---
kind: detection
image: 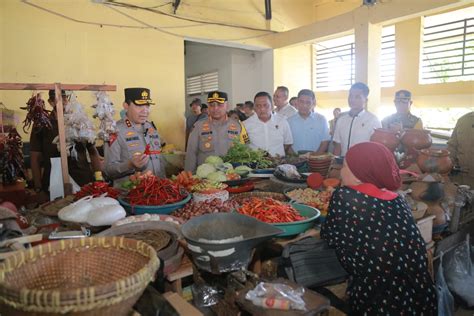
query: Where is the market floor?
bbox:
[455,308,474,315]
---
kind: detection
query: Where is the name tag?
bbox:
[126,136,140,142]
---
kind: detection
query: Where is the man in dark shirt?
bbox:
[185,98,208,149]
[30,90,101,198]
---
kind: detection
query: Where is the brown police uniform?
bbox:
[382,113,423,130]
[448,111,474,183]
[184,118,248,172]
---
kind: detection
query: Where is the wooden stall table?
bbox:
[0,181,27,208]
[165,254,193,295]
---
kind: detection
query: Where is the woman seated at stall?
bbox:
[321,142,436,315]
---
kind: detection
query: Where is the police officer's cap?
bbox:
[125,87,155,105]
[207,91,228,104]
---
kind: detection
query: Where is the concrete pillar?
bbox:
[395,17,423,89]
[354,7,382,111]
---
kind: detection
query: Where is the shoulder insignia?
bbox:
[229,123,237,131]
[108,133,118,145]
[125,119,132,128]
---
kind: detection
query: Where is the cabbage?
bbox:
[205,155,224,166]
[216,162,234,172]
[235,165,252,172]
[207,171,227,182]
[196,163,216,178]
[222,162,234,170]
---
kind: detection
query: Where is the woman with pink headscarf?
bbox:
[321,142,436,315]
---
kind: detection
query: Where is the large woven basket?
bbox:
[0,237,159,316]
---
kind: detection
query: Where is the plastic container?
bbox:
[411,201,428,220]
[416,214,436,243]
[272,203,320,237]
[118,194,191,215]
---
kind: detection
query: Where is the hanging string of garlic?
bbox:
[92,91,116,141]
[54,92,96,160]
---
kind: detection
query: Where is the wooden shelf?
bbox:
[0,82,116,196]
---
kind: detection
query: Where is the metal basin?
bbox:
[181,213,282,273]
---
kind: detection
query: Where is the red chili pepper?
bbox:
[144,144,161,155]
[237,197,305,223]
[126,175,187,206]
[74,182,120,200]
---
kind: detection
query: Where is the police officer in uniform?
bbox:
[104,88,165,187]
[185,91,249,172]
[382,90,423,131]
[448,111,474,187]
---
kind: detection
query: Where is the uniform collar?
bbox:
[125,117,150,130]
[208,115,228,125]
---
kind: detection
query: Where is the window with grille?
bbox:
[420,7,474,84]
[313,26,395,91]
[381,25,395,87]
[313,34,355,91]
[186,71,219,95]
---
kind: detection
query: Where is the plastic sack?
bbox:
[444,234,474,307]
[245,282,306,311]
[437,253,454,316]
[191,283,221,307]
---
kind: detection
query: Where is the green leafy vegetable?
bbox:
[223,139,273,168]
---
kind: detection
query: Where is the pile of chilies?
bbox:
[74,182,120,200]
[237,197,305,223]
[126,176,187,206]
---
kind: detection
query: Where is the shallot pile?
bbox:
[171,198,239,221]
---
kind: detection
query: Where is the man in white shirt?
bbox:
[332,82,381,157]
[273,86,297,118]
[244,91,294,157]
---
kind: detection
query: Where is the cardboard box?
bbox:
[163,292,203,316]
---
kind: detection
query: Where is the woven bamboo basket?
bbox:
[0,237,159,316]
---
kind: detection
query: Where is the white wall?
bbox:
[184,41,273,115]
[231,49,274,104]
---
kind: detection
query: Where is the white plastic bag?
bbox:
[444,234,474,307]
[245,282,306,311]
[49,157,80,200]
[437,252,454,316]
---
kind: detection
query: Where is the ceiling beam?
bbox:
[247,0,471,49]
